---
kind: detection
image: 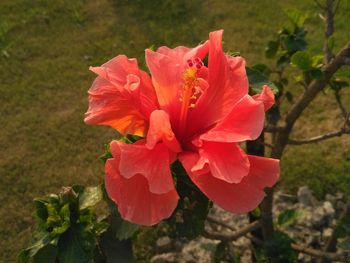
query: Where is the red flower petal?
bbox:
[146,110,181,153]
[187,30,249,135]
[145,43,209,122]
[192,142,250,184]
[85,55,158,136]
[200,95,265,143]
[105,158,178,226]
[179,152,279,213]
[252,85,275,111]
[111,140,175,194]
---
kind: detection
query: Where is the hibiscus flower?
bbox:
[85,30,279,226]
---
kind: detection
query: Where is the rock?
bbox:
[323,201,335,218]
[156,236,172,253]
[151,253,177,263]
[297,186,316,206]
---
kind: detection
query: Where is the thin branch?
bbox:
[288,126,350,145]
[334,89,349,121]
[207,218,349,261]
[202,220,262,242]
[264,124,285,133]
[206,215,236,232]
[323,0,335,63]
[291,243,348,261]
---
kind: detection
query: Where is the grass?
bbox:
[0,0,349,261]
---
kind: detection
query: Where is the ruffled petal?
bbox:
[192,142,250,184]
[252,85,275,111]
[146,110,181,152]
[187,30,249,135]
[85,55,158,136]
[105,158,178,226]
[199,95,265,143]
[179,152,279,213]
[110,140,175,194]
[145,43,209,120]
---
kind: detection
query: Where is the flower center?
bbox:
[178,57,203,135]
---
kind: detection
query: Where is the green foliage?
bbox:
[291,51,313,70]
[213,241,240,263]
[166,161,211,239]
[283,8,308,28]
[246,66,278,94]
[20,186,104,262]
[277,209,301,226]
[257,231,298,263]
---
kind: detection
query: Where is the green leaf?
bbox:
[309,69,324,80]
[214,241,228,263]
[251,207,261,218]
[281,35,307,54]
[278,209,301,226]
[33,244,58,263]
[284,8,307,28]
[246,67,278,94]
[265,40,279,58]
[263,231,298,263]
[99,228,136,263]
[167,161,211,239]
[312,54,324,68]
[99,144,112,163]
[291,51,312,71]
[51,203,71,235]
[79,185,103,210]
[19,232,58,263]
[58,225,96,263]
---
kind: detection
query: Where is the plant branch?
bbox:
[323,0,335,62]
[205,217,348,261]
[291,243,348,261]
[202,220,262,242]
[272,41,350,158]
[318,204,350,263]
[287,124,350,145]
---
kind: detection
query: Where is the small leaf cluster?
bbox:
[19,185,107,263]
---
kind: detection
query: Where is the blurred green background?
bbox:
[0,0,349,261]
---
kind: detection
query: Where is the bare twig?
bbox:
[206,215,236,232]
[291,243,348,262]
[335,89,349,121]
[202,220,262,242]
[288,125,350,145]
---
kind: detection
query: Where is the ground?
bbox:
[0,0,349,261]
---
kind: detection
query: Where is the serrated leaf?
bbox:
[278,209,300,226]
[291,51,312,70]
[246,67,279,94]
[33,244,57,263]
[79,185,103,210]
[265,40,279,58]
[51,204,71,235]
